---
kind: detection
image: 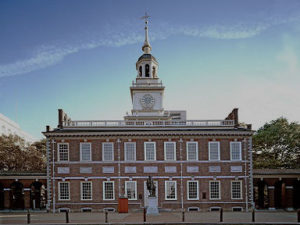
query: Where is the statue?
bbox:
[146,176,156,197]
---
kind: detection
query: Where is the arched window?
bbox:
[152,66,156,77]
[145,64,150,77]
[139,66,142,77]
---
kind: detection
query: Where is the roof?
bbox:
[253,169,300,175]
[137,54,158,63]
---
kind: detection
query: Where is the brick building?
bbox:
[43,18,254,212]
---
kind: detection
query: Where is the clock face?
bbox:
[140,94,155,109]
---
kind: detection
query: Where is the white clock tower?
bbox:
[125,14,167,121]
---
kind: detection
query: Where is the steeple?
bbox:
[141,13,152,54]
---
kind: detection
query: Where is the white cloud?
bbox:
[1,13,299,78]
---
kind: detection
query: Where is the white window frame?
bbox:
[80,143,92,161]
[57,143,69,161]
[125,181,137,200]
[187,180,199,200]
[102,142,114,161]
[124,142,136,161]
[58,181,70,201]
[186,141,198,161]
[231,180,243,200]
[80,181,92,200]
[144,142,156,161]
[165,180,177,200]
[103,181,115,200]
[164,142,176,161]
[208,141,220,161]
[230,142,242,161]
[209,180,221,200]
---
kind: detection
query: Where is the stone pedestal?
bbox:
[146,197,159,215]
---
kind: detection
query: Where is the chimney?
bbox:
[58,109,63,128]
[225,108,239,127]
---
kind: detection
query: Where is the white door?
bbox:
[144,181,158,207]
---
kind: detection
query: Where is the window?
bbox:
[139,66,142,77]
[164,142,176,161]
[103,181,114,200]
[80,143,91,161]
[165,181,177,200]
[58,182,70,200]
[102,143,114,161]
[144,142,156,161]
[231,181,242,199]
[209,181,220,200]
[187,181,199,200]
[125,181,137,200]
[209,142,220,161]
[145,64,150,77]
[124,142,136,161]
[81,182,92,200]
[58,143,69,161]
[187,142,198,161]
[230,142,242,161]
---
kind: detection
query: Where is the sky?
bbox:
[0,0,300,140]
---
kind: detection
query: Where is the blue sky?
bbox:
[0,0,300,139]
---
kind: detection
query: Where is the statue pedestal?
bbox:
[146,197,159,215]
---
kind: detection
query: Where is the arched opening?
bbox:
[293,180,300,209]
[152,66,156,77]
[0,183,4,209]
[255,180,268,209]
[139,66,142,77]
[30,181,44,209]
[274,180,283,208]
[10,181,24,209]
[145,64,150,77]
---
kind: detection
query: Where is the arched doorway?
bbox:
[274,180,283,209]
[30,181,42,209]
[293,180,300,209]
[10,181,24,209]
[0,183,4,209]
[256,180,268,209]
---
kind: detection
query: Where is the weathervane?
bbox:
[141,12,150,25]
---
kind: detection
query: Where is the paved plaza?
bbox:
[0,211,299,224]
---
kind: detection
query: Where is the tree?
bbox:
[0,135,46,172]
[253,117,300,169]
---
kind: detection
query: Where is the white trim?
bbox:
[209,180,221,200]
[80,181,93,201]
[80,142,92,161]
[164,141,176,161]
[125,180,137,200]
[102,142,114,161]
[187,180,199,200]
[103,181,115,200]
[57,143,69,162]
[231,180,242,200]
[165,180,177,200]
[144,142,156,161]
[208,141,220,161]
[124,142,136,161]
[230,142,242,161]
[186,141,198,161]
[58,181,70,201]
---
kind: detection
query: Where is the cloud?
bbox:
[1,13,299,78]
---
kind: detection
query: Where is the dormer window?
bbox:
[139,66,142,77]
[145,64,150,77]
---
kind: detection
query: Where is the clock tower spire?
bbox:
[125,14,166,120]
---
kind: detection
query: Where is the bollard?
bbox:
[252,209,255,222]
[143,207,146,222]
[219,208,223,222]
[182,210,185,222]
[298,209,300,223]
[105,210,108,223]
[27,209,30,224]
[65,210,69,223]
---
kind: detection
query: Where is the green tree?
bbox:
[253,117,300,169]
[0,135,46,172]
